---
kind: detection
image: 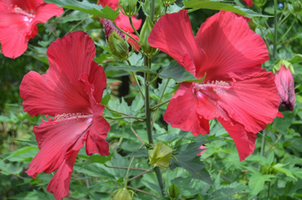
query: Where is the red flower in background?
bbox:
[20,31,110,200]
[98,0,141,51]
[243,0,253,7]
[275,64,295,111]
[149,10,280,161]
[0,0,63,59]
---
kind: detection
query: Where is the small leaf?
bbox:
[82,154,113,168]
[159,61,204,83]
[249,172,275,196]
[44,0,119,20]
[4,146,39,160]
[105,65,156,74]
[126,148,149,158]
[130,95,144,115]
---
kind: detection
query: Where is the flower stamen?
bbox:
[194,78,236,94]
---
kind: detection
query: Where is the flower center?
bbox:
[12,6,34,23]
[42,113,93,124]
[194,78,236,94]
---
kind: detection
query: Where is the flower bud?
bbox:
[119,0,138,16]
[140,18,156,57]
[168,184,180,199]
[143,0,165,20]
[149,142,174,168]
[292,1,302,13]
[112,188,134,200]
[254,0,267,7]
[163,0,176,6]
[108,31,129,60]
[273,60,295,111]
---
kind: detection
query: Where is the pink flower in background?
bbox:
[149,10,280,161]
[20,31,110,200]
[197,145,206,156]
[275,64,295,111]
[0,0,63,59]
[98,0,141,51]
[243,0,253,7]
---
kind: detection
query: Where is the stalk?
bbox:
[273,0,278,58]
[144,56,165,197]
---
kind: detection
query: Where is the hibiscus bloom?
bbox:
[98,0,141,51]
[274,63,295,111]
[149,10,280,161]
[20,31,110,200]
[243,0,252,7]
[0,0,63,59]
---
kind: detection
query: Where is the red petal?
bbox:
[46,130,87,200]
[164,83,209,136]
[88,62,107,103]
[25,118,90,178]
[98,0,119,9]
[149,10,202,75]
[0,2,25,26]
[32,3,63,24]
[202,70,280,134]
[219,118,256,161]
[79,73,110,156]
[115,13,142,33]
[194,11,268,79]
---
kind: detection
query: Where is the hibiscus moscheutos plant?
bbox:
[0,0,63,59]
[20,31,110,200]
[98,0,142,51]
[148,10,280,161]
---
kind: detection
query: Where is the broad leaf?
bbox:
[105,65,156,74]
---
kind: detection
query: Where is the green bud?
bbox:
[254,0,267,7]
[112,188,135,200]
[119,0,138,16]
[273,59,294,74]
[293,1,302,13]
[108,31,129,60]
[143,0,165,20]
[140,18,156,57]
[168,184,180,199]
[149,142,174,168]
[163,0,176,6]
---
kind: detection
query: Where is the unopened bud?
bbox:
[149,142,174,168]
[293,1,302,13]
[120,0,138,16]
[143,0,165,20]
[108,31,129,60]
[254,0,267,7]
[273,60,295,111]
[112,188,134,200]
[140,18,156,57]
[168,184,180,199]
[103,19,125,41]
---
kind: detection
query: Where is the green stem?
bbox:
[128,186,160,198]
[130,123,145,145]
[126,59,145,100]
[273,0,278,58]
[113,21,140,44]
[278,17,296,44]
[128,167,155,181]
[147,74,159,86]
[105,116,144,120]
[124,157,135,188]
[151,78,170,125]
[144,56,165,197]
[151,98,171,111]
[129,17,140,37]
[104,164,147,171]
[268,181,271,198]
[106,106,144,120]
[150,0,155,22]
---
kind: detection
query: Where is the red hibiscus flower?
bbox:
[274,63,295,111]
[0,0,63,59]
[20,31,110,200]
[243,0,253,7]
[148,10,280,161]
[98,0,141,51]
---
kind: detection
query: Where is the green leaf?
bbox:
[249,172,275,196]
[130,94,144,115]
[82,154,113,168]
[126,148,149,158]
[105,65,156,74]
[184,0,271,18]
[273,163,297,180]
[101,88,111,106]
[159,61,204,83]
[0,115,12,122]
[4,146,39,161]
[44,0,119,20]
[58,10,90,23]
